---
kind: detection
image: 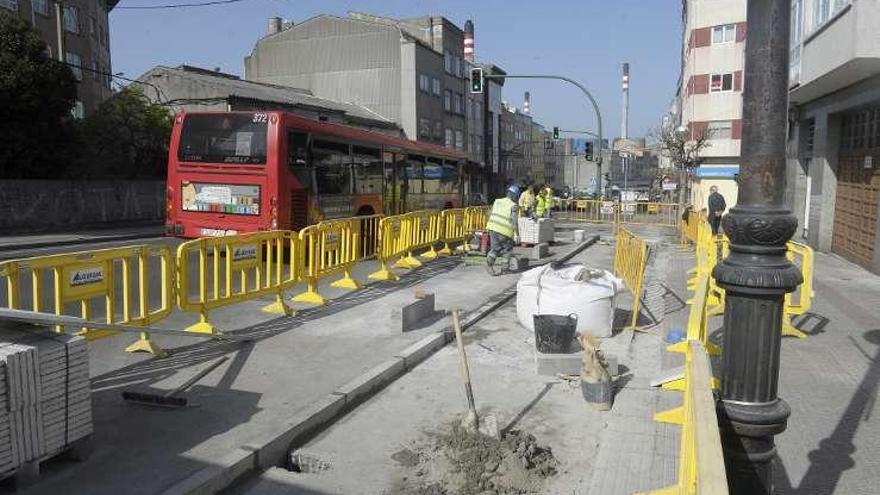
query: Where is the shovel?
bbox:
[450,308,498,438]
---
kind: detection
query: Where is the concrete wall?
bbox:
[0,181,164,233]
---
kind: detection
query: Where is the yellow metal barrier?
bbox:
[369,214,409,281]
[618,202,681,227]
[668,273,722,365]
[638,340,729,495]
[293,217,365,305]
[679,208,702,246]
[0,245,174,356]
[438,208,468,256]
[396,210,442,269]
[177,230,299,332]
[783,241,815,338]
[464,205,490,234]
[355,214,382,261]
[558,199,618,224]
[614,227,648,330]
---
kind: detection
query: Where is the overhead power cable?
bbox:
[116,0,248,10]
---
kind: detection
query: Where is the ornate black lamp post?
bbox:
[711,0,803,493]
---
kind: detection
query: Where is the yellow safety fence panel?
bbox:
[783,241,815,338]
[464,205,490,234]
[637,339,729,495]
[177,230,299,333]
[619,202,681,227]
[369,214,409,281]
[396,210,442,269]
[438,208,468,256]
[557,199,618,224]
[0,245,174,357]
[614,227,649,330]
[679,208,702,246]
[293,216,369,306]
[355,214,383,261]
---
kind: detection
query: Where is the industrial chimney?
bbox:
[464,20,474,62]
[523,91,530,114]
[267,17,282,36]
[621,62,629,140]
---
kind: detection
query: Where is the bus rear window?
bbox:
[178,114,268,164]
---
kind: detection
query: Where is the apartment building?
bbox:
[787,0,880,272]
[2,0,115,117]
[678,0,747,211]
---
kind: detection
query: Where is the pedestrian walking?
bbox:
[485,185,520,276]
[707,185,726,235]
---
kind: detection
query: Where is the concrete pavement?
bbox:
[3,230,598,495]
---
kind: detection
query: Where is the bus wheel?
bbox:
[444,202,453,210]
[356,205,375,216]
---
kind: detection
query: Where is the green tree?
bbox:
[0,10,78,178]
[77,87,172,179]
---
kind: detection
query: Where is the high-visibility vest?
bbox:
[518,189,535,210]
[543,188,554,208]
[535,194,549,217]
[486,197,516,238]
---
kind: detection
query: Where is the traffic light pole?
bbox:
[482,74,603,197]
[711,0,802,492]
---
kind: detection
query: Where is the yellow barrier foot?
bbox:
[633,485,681,495]
[707,305,725,316]
[262,299,295,316]
[292,290,327,306]
[437,245,453,256]
[330,275,361,290]
[654,406,684,425]
[125,334,168,358]
[420,247,439,260]
[75,328,118,341]
[660,376,720,391]
[368,267,400,281]
[184,320,221,335]
[666,341,688,354]
[396,255,422,269]
[782,320,808,339]
[706,342,722,356]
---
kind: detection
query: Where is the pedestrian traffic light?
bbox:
[585,141,594,161]
[470,67,484,93]
[552,127,559,140]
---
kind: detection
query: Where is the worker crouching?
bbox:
[485,185,520,276]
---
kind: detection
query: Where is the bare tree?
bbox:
[651,123,713,205]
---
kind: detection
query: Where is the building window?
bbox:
[433,121,442,141]
[66,52,82,81]
[445,129,454,148]
[418,73,430,93]
[474,101,483,126]
[707,121,733,139]
[0,0,18,12]
[419,118,430,138]
[710,73,734,92]
[711,24,736,44]
[33,0,48,16]
[812,0,849,30]
[453,93,462,114]
[455,130,464,149]
[63,6,79,34]
[92,60,100,81]
[71,101,84,119]
[790,0,803,85]
[89,16,96,36]
[806,119,815,153]
[444,50,453,73]
[432,78,441,96]
[453,55,462,77]
[444,90,452,112]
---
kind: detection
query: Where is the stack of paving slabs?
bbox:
[0,323,91,477]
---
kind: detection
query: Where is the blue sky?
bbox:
[110,0,681,139]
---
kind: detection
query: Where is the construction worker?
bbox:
[535,185,553,218]
[518,183,536,218]
[485,185,520,276]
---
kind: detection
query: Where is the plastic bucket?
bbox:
[533,313,578,353]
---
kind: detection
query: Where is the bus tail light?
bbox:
[270,196,278,229]
[166,187,174,219]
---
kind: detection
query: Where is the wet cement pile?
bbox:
[389,423,558,495]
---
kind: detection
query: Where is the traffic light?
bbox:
[470,67,484,93]
[585,141,594,161]
[552,127,559,140]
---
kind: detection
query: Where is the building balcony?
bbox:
[790,1,880,104]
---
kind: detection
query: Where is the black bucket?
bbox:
[533,314,578,354]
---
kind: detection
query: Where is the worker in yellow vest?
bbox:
[485,185,520,276]
[535,185,553,218]
[518,183,536,218]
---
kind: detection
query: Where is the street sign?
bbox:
[600,201,614,215]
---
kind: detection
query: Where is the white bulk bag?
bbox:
[516,263,624,338]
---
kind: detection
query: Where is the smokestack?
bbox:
[267,17,282,36]
[621,62,629,139]
[523,91,530,114]
[464,19,475,62]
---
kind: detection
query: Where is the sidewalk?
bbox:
[8,235,592,495]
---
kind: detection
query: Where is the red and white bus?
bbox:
[165,111,466,238]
